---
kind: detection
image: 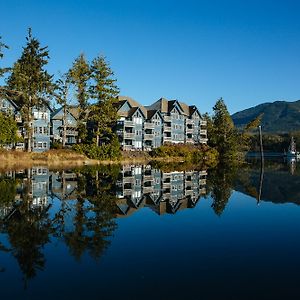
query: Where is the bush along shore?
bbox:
[0,144,219,169]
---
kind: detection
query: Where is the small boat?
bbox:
[284,137,300,158]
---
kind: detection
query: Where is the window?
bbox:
[133,117,142,124]
[43,142,47,148]
[34,127,38,134]
[44,127,48,134]
[39,127,43,134]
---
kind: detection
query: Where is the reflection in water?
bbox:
[0,164,208,286]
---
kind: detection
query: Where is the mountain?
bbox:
[232,100,300,133]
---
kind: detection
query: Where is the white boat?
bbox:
[284,137,300,158]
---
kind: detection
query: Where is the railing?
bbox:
[186,138,194,143]
[15,116,22,123]
[143,175,154,181]
[124,132,135,139]
[144,134,154,140]
[163,136,172,141]
[66,130,78,136]
[163,125,171,131]
[186,128,194,133]
[200,130,207,135]
[200,120,207,126]
[124,120,134,127]
[163,115,171,122]
[123,145,134,151]
[199,138,208,144]
[186,119,193,124]
[144,122,155,129]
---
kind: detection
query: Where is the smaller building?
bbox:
[51,107,79,146]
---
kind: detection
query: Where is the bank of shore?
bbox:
[0,149,217,171]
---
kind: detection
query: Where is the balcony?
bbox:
[163,115,171,122]
[199,179,207,185]
[163,124,171,132]
[143,175,154,181]
[186,119,193,124]
[200,129,207,135]
[199,138,208,144]
[123,145,134,151]
[163,136,172,142]
[144,122,155,129]
[200,120,207,126]
[144,133,154,140]
[15,116,22,123]
[124,120,135,127]
[124,132,135,139]
[66,130,78,136]
[186,127,194,133]
[186,138,194,143]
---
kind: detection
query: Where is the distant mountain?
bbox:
[232,100,300,133]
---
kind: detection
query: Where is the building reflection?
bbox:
[0,165,208,220]
[116,165,207,216]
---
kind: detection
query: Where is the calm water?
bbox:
[1,159,300,300]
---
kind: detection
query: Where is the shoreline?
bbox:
[0,149,213,171]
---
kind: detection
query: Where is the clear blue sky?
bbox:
[1,0,299,114]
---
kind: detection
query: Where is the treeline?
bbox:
[0,29,120,159]
[247,131,300,153]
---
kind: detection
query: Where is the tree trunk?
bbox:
[62,106,67,148]
[27,99,32,153]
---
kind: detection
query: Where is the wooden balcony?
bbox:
[144,133,154,140]
[144,122,155,129]
[186,138,194,143]
[124,120,135,127]
[66,130,78,136]
[163,115,171,122]
[163,125,171,132]
[124,132,135,139]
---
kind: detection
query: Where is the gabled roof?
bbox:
[147,109,163,120]
[117,96,147,116]
[128,106,146,118]
[0,96,20,110]
[51,106,79,120]
[146,98,192,116]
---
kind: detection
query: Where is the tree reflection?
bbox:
[207,162,238,216]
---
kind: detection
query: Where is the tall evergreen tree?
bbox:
[68,53,91,142]
[55,74,71,148]
[89,55,119,146]
[208,98,239,160]
[6,28,54,152]
[0,36,9,78]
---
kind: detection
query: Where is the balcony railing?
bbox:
[186,128,194,133]
[144,122,155,129]
[163,115,171,122]
[123,145,134,151]
[163,136,172,141]
[200,120,207,126]
[124,120,135,127]
[199,138,208,144]
[144,134,154,140]
[163,125,171,131]
[200,129,207,135]
[124,132,135,139]
[186,119,193,124]
[186,138,194,143]
[65,130,78,136]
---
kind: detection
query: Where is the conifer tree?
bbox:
[0,36,9,78]
[55,74,71,148]
[6,28,54,152]
[89,55,119,146]
[209,98,239,160]
[68,53,91,142]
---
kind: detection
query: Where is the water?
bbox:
[0,159,300,299]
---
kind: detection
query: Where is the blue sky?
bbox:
[0,0,299,114]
